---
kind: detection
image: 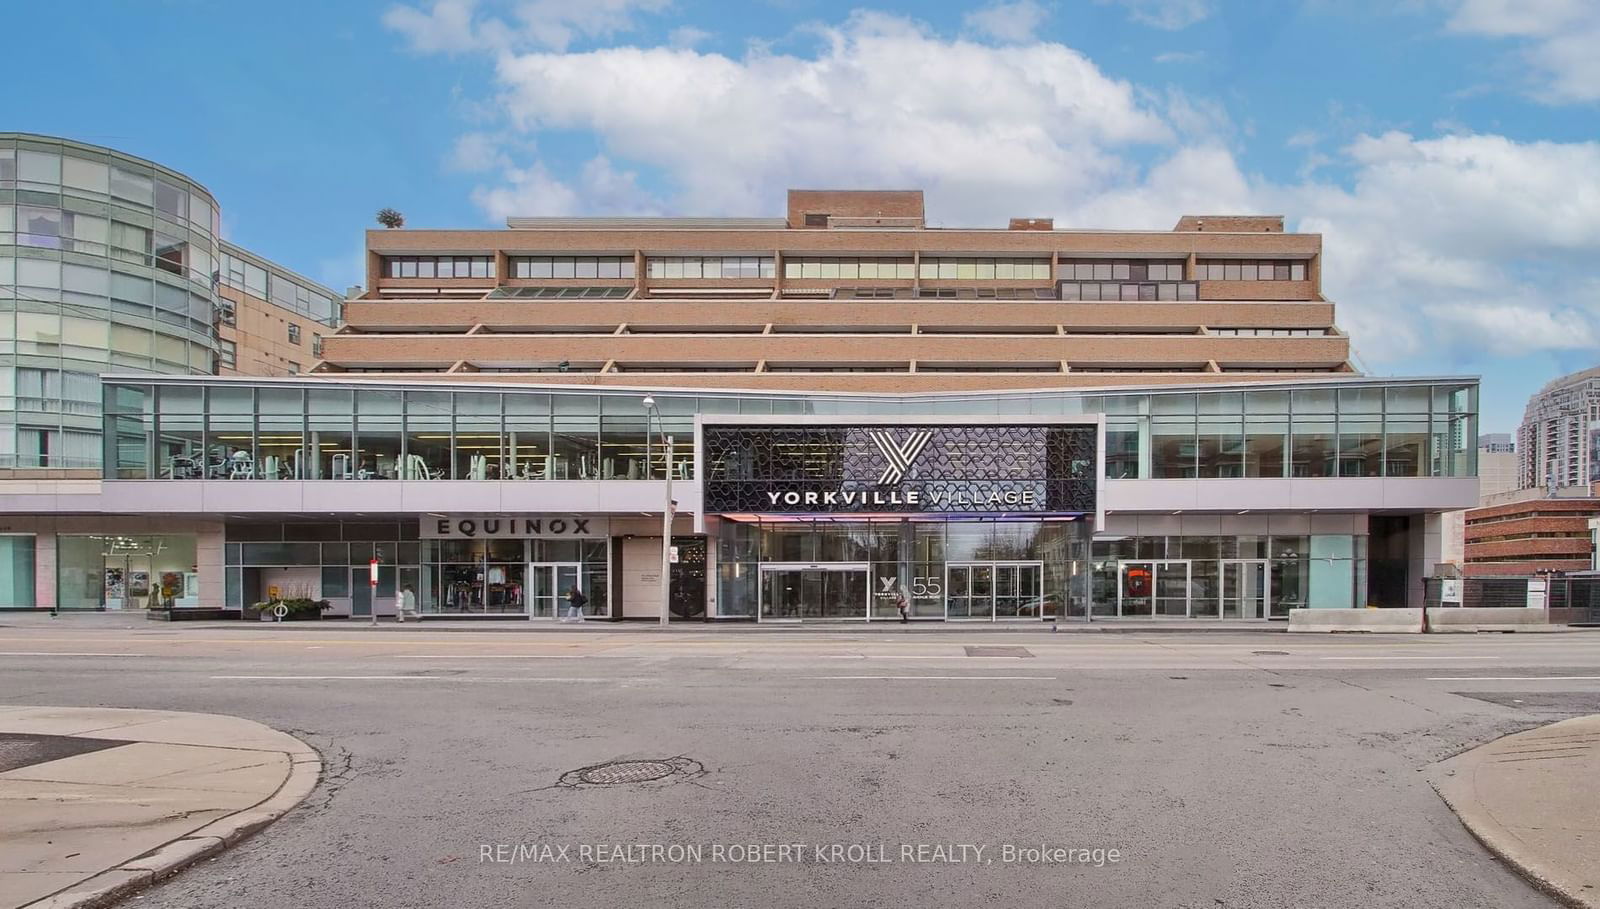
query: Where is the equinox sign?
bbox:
[867,429,933,485]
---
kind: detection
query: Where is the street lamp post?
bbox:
[644,396,673,626]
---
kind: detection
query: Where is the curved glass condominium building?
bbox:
[0,133,220,469]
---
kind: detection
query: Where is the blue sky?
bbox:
[5,0,1598,434]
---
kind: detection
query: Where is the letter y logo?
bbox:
[866,429,932,485]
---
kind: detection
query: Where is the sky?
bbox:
[4,0,1598,434]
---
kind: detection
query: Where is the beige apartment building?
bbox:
[323,190,1345,390]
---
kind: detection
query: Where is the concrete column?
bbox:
[1406,513,1446,608]
[196,525,225,607]
[35,529,56,610]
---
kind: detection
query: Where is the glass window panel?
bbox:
[18,151,61,184]
[1290,417,1336,478]
[154,180,187,219]
[110,166,153,203]
[62,156,109,193]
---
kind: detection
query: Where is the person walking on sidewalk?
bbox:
[895,589,911,624]
[563,586,587,623]
[398,584,417,623]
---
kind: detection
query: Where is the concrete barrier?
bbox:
[1288,607,1557,633]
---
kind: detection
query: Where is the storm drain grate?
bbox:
[0,733,129,773]
[562,757,704,787]
[965,646,1034,658]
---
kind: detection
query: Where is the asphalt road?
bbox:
[3,614,1598,909]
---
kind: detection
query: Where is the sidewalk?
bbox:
[1429,715,1600,908]
[0,707,320,909]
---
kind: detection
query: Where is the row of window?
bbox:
[3,205,213,287]
[784,258,915,280]
[1058,259,1184,281]
[645,256,775,279]
[0,147,218,235]
[1196,260,1308,281]
[1210,328,1326,337]
[1059,282,1199,301]
[0,426,100,469]
[221,251,339,324]
[384,256,496,279]
[917,258,1052,280]
[376,252,1312,285]
[510,256,634,279]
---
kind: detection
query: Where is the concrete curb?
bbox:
[20,739,322,909]
[175,620,1291,634]
[1428,716,1600,909]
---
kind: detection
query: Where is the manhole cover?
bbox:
[0,733,129,773]
[965,646,1034,658]
[1253,650,1290,656]
[562,757,703,787]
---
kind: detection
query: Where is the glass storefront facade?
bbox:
[224,522,608,618]
[56,533,198,610]
[2,134,220,469]
[717,519,1090,621]
[101,378,1478,483]
[1088,534,1366,618]
[0,534,36,607]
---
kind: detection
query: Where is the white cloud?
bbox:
[1153,50,1204,63]
[487,11,1170,220]
[446,132,510,172]
[963,0,1050,43]
[1286,132,1600,359]
[1097,0,1212,30]
[1444,0,1600,103]
[408,8,1600,367]
[667,26,711,48]
[384,0,669,53]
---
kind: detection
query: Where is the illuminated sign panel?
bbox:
[701,423,1097,516]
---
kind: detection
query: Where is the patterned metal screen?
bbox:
[701,423,1097,515]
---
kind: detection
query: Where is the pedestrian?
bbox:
[896,589,910,624]
[398,584,416,623]
[564,585,587,623]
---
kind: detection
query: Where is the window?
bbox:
[1057,259,1185,281]
[288,324,302,345]
[918,258,1050,280]
[511,256,635,279]
[220,339,236,369]
[287,361,301,375]
[1196,260,1308,281]
[384,255,496,279]
[218,298,236,325]
[312,333,323,357]
[1059,282,1197,301]
[488,286,631,299]
[784,257,914,280]
[804,213,829,227]
[646,256,775,279]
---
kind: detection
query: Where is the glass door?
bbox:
[528,562,582,618]
[1222,560,1270,619]
[1118,561,1191,617]
[946,563,995,619]
[758,565,868,620]
[351,568,371,617]
[994,563,1043,618]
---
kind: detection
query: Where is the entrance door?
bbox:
[351,568,371,617]
[995,563,1044,618]
[1118,561,1191,617]
[529,563,582,618]
[758,564,868,620]
[1221,559,1270,619]
[946,563,995,619]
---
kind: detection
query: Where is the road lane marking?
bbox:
[1321,656,1501,661]
[210,675,619,682]
[1426,676,1600,681]
[805,675,1057,681]
[393,654,589,659]
[0,651,147,657]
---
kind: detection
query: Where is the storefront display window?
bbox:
[56,534,197,610]
[0,535,36,607]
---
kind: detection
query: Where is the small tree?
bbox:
[375,208,405,229]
